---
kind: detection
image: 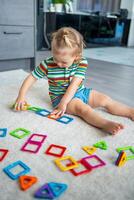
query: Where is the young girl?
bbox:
[14,27,134,135]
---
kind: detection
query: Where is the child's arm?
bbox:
[52,76,82,116]
[14,74,37,111]
[61,77,82,104]
[52,58,88,116]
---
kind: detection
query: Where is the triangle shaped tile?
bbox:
[34,183,54,199]
[19,175,38,190]
[48,182,68,197]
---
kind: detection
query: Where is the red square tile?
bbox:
[45,144,66,157]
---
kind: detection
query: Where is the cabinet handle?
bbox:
[3,31,23,35]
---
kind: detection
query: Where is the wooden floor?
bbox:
[85,58,134,107]
[36,51,134,107]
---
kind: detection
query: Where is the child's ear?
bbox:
[74,55,78,60]
[74,55,79,62]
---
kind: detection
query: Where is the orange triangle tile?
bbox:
[19,175,38,191]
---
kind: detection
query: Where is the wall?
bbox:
[120,0,133,18]
[127,1,134,47]
[120,0,134,46]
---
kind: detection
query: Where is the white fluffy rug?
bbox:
[0,70,134,200]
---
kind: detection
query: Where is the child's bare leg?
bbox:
[89,90,134,120]
[66,98,124,135]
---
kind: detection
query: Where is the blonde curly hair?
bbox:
[51,27,85,61]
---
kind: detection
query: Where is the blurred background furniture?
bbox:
[0,0,35,71]
[42,12,130,49]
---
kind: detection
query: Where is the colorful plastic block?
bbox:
[81,155,106,169]
[68,159,92,176]
[116,146,134,160]
[56,116,74,124]
[0,149,8,162]
[21,103,31,111]
[27,106,43,112]
[3,160,31,180]
[9,128,31,139]
[115,151,127,167]
[12,102,31,111]
[34,183,54,199]
[21,142,43,153]
[93,141,108,150]
[19,175,38,191]
[0,128,7,137]
[21,134,47,153]
[23,103,31,110]
[27,133,47,144]
[47,114,60,120]
[54,156,79,171]
[45,144,66,157]
[82,146,97,155]
[130,147,134,153]
[48,182,68,197]
[28,105,74,124]
[36,109,50,117]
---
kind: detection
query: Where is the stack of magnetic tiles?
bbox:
[1,117,134,198]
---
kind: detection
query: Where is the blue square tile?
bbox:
[0,128,7,137]
[36,109,50,117]
[3,160,31,180]
[56,116,73,124]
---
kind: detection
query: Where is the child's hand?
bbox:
[14,96,28,111]
[51,103,67,117]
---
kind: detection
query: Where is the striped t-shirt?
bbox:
[32,57,88,104]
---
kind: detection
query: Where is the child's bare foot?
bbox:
[129,108,134,121]
[102,121,124,135]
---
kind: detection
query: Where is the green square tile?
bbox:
[116,146,134,160]
[9,128,31,139]
[27,106,43,112]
